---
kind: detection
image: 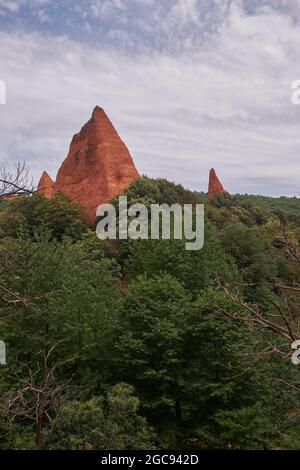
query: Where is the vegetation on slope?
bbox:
[0,177,300,449]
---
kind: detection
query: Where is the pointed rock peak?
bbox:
[92,105,105,116]
[208,168,227,198]
[91,106,108,123]
[37,171,55,199]
[54,106,140,222]
[92,106,116,124]
[76,106,121,143]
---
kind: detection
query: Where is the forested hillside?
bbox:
[1,177,300,450]
[236,194,300,216]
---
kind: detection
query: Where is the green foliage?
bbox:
[0,409,35,450]
[74,229,116,262]
[197,403,273,449]
[0,192,87,241]
[123,176,160,206]
[121,176,201,207]
[125,220,238,296]
[45,384,154,450]
[115,277,284,448]
[236,194,300,217]
[220,223,277,282]
[154,178,202,206]
[1,177,300,449]
[0,230,122,396]
[116,275,189,417]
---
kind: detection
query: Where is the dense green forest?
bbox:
[1,177,300,450]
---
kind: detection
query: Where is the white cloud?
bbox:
[37,9,50,23]
[0,0,49,12]
[170,0,200,25]
[91,0,125,19]
[1,2,300,196]
[251,0,300,19]
[0,0,25,13]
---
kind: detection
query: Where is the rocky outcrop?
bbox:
[208,168,227,198]
[53,106,139,221]
[37,171,55,198]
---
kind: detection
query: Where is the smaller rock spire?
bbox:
[208,168,227,198]
[37,171,55,198]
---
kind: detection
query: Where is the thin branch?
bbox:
[0,162,35,198]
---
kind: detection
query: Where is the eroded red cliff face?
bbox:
[37,171,55,198]
[52,106,139,221]
[208,168,227,198]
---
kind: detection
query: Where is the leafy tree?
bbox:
[125,220,238,296]
[179,288,282,449]
[0,230,122,398]
[116,279,293,448]
[1,173,300,450]
[0,192,87,241]
[198,403,273,449]
[116,275,189,432]
[45,384,154,450]
[124,176,160,206]
[219,222,279,305]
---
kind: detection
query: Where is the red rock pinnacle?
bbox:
[37,171,55,198]
[208,168,227,198]
[53,106,140,221]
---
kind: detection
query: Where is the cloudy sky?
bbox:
[0,0,300,196]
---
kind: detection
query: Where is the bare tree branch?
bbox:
[0,162,35,198]
[3,346,73,448]
[0,284,35,310]
[216,277,300,342]
[215,215,300,361]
